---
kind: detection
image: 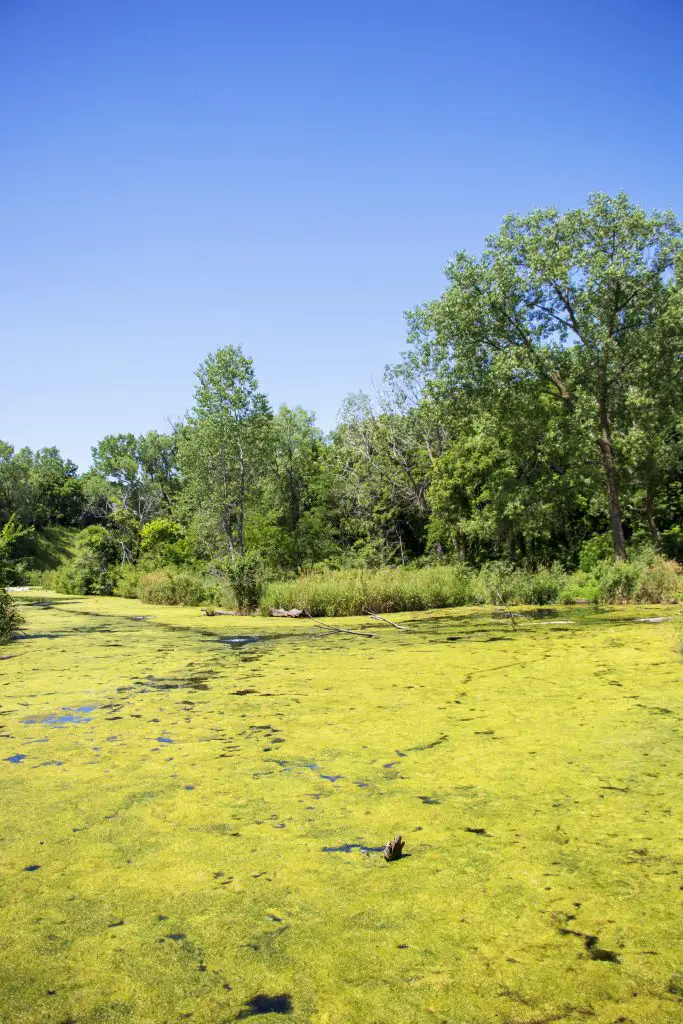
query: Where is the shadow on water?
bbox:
[22,704,98,727]
[322,842,385,853]
[236,994,292,1017]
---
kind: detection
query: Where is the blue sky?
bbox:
[1,0,681,470]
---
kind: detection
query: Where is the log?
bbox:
[270,608,305,618]
[304,611,376,638]
[201,608,239,616]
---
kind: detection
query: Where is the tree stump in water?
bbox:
[384,835,405,861]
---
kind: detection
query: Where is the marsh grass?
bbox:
[261,555,681,616]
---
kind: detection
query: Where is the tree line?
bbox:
[2,193,681,595]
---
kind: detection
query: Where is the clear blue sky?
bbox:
[1,0,681,470]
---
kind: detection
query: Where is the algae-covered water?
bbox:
[1,594,681,1023]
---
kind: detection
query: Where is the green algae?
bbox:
[0,593,681,1023]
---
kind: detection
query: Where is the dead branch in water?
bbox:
[363,609,408,631]
[303,611,376,639]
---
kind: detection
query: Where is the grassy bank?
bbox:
[261,555,681,617]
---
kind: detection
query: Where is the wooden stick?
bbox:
[363,609,408,631]
[303,611,376,638]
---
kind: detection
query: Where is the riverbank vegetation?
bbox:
[2,194,682,627]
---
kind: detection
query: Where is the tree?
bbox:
[90,431,177,524]
[178,346,273,559]
[409,193,682,560]
[259,405,334,571]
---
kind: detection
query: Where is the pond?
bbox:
[0,592,681,1022]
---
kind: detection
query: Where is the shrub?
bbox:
[52,526,120,596]
[579,534,615,572]
[137,569,213,606]
[0,590,23,644]
[224,553,265,612]
[113,565,141,599]
[558,571,601,605]
[633,555,681,604]
[594,558,641,603]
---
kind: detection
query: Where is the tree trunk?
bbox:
[645,486,662,549]
[597,404,627,561]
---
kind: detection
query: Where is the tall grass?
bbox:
[261,554,681,617]
[264,565,476,617]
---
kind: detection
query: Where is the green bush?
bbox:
[0,590,23,644]
[224,553,265,612]
[633,555,681,604]
[113,565,141,599]
[137,569,213,606]
[52,526,120,596]
[594,558,641,603]
[579,534,614,572]
[558,571,601,605]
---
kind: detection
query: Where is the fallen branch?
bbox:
[304,611,376,638]
[201,608,239,616]
[363,609,408,631]
[270,607,305,618]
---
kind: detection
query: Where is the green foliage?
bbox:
[139,518,188,566]
[223,552,265,612]
[473,562,564,605]
[0,589,23,644]
[112,564,141,599]
[579,534,615,571]
[0,442,83,529]
[262,565,476,617]
[178,346,273,560]
[410,192,682,561]
[53,525,120,596]
[633,554,681,604]
[136,569,214,607]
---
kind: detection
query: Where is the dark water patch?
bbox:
[16,633,67,641]
[23,864,41,871]
[218,636,262,648]
[418,796,440,805]
[157,736,174,744]
[354,781,369,788]
[5,753,26,763]
[135,675,211,692]
[464,827,489,835]
[322,842,385,853]
[236,993,292,1018]
[404,734,448,754]
[22,712,92,726]
[108,920,125,928]
[184,785,195,790]
[232,689,259,696]
[165,933,186,941]
[37,761,64,767]
[584,935,620,963]
[320,774,342,782]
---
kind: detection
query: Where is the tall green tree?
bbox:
[409,193,682,560]
[178,346,273,559]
